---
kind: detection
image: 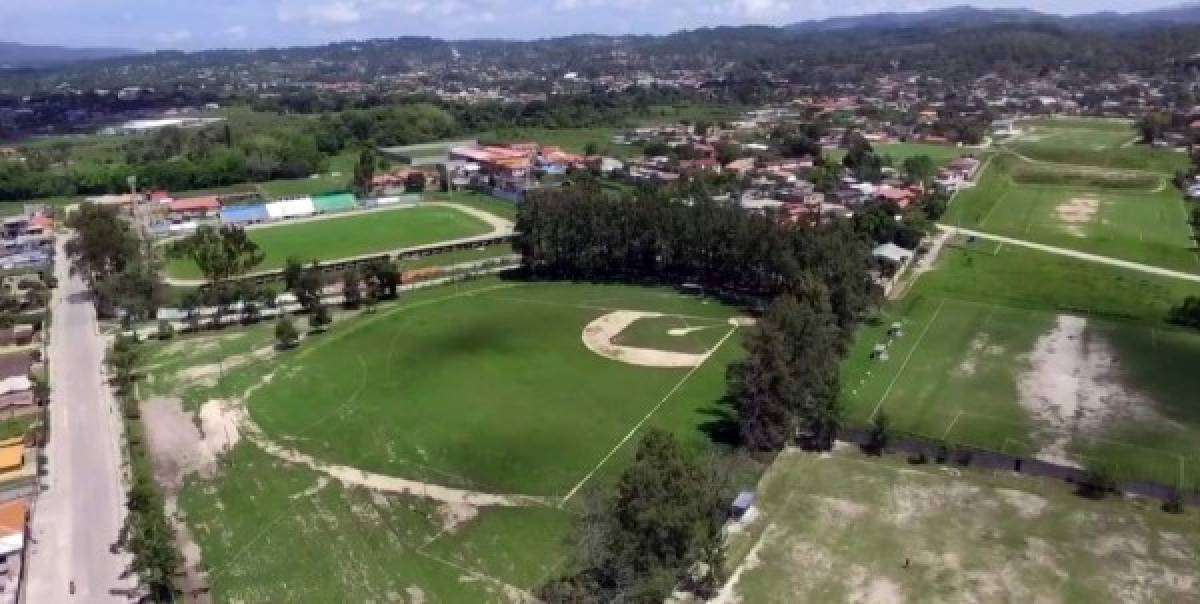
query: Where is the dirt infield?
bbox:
[582,311,711,368]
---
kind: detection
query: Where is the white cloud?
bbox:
[225,25,249,39]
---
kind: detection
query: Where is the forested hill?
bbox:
[0,42,139,69]
[7,6,1200,91]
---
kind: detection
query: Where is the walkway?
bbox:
[936,225,1200,283]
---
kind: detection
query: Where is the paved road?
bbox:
[25,237,133,602]
[937,224,1200,283]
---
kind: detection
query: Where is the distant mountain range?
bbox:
[4,3,1200,71]
[0,42,139,69]
[785,4,1200,34]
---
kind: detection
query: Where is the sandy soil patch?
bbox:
[710,525,775,604]
[582,310,710,368]
[436,501,480,533]
[996,488,1048,519]
[142,397,242,492]
[1055,197,1099,237]
[177,345,275,387]
[1016,315,1167,466]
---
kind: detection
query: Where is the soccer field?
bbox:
[944,154,1199,272]
[842,242,1200,487]
[164,205,493,280]
[722,450,1200,603]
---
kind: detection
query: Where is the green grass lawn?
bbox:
[724,450,1200,603]
[944,154,1198,272]
[164,206,492,280]
[427,191,518,221]
[178,442,573,603]
[481,127,640,159]
[876,142,973,168]
[0,415,35,440]
[255,150,358,199]
[1007,119,1188,175]
[246,281,743,497]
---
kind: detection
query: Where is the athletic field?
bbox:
[721,450,1200,603]
[944,153,1199,272]
[843,240,1200,487]
[1007,117,1189,174]
[164,205,493,280]
[138,278,749,601]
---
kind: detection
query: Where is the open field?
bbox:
[876,142,972,168]
[842,241,1200,486]
[722,449,1200,603]
[943,154,1198,272]
[1007,118,1188,175]
[137,277,748,601]
[428,191,519,221]
[256,149,358,199]
[164,205,492,280]
[246,280,743,496]
[482,127,635,158]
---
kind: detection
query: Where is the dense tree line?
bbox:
[516,185,877,332]
[64,202,165,319]
[0,119,326,200]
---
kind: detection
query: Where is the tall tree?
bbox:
[352,147,377,196]
[167,225,264,288]
[541,429,725,602]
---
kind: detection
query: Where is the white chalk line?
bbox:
[559,325,740,506]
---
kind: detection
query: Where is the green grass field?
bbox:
[255,150,358,199]
[140,278,748,601]
[944,154,1198,272]
[164,206,492,280]
[724,450,1200,603]
[1007,118,1189,175]
[842,240,1200,486]
[247,281,743,496]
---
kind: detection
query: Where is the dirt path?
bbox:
[936,225,1200,282]
[223,399,557,508]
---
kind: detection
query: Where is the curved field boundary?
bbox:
[162,201,514,286]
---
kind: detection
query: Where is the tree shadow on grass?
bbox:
[697,394,740,447]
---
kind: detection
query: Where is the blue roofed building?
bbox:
[220,205,269,226]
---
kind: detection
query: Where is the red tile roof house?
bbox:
[167,196,221,220]
[876,185,919,210]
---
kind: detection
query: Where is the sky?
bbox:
[1,0,1183,51]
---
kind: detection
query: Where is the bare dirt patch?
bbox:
[177,345,276,388]
[1055,197,1099,237]
[142,397,241,492]
[1016,315,1167,466]
[996,488,1048,519]
[436,501,480,533]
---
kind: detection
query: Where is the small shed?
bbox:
[731,490,756,520]
[872,242,914,265]
[871,344,890,361]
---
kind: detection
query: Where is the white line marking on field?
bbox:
[868,298,947,422]
[943,410,964,439]
[979,189,1010,229]
[559,326,740,506]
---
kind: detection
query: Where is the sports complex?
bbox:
[132,118,1200,601]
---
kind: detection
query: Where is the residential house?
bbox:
[167,195,221,221]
